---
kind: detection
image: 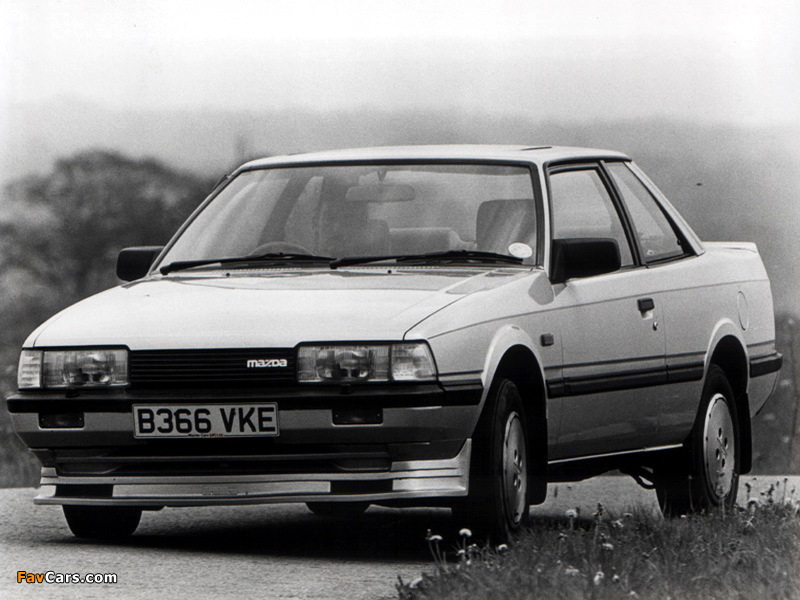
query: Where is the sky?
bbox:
[2,0,799,126]
[1,0,800,313]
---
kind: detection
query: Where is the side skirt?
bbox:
[546,444,683,483]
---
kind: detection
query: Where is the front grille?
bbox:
[129,348,295,388]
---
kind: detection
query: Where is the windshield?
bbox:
[158,163,537,269]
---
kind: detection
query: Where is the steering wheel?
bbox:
[250,241,313,256]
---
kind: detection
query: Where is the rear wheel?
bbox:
[63,505,142,539]
[452,378,529,542]
[655,365,739,515]
[305,502,369,518]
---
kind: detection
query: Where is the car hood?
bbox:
[29,267,534,349]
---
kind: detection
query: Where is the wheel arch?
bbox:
[707,333,752,474]
[482,334,548,503]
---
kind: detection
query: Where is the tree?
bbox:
[1,150,214,306]
[0,150,215,484]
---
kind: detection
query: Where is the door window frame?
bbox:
[545,161,642,277]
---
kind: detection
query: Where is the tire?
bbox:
[63,505,142,539]
[305,502,369,518]
[452,378,530,542]
[655,365,739,516]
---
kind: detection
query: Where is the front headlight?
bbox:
[17,348,129,390]
[297,342,436,383]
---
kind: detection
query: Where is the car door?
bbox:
[545,164,666,460]
[603,160,699,446]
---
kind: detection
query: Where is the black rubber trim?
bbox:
[750,353,783,378]
[546,361,705,398]
[7,381,483,414]
[546,380,566,398]
[566,368,667,396]
[666,362,705,383]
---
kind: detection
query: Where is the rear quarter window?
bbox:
[606,162,686,263]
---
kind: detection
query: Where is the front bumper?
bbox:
[33,439,471,507]
[9,381,481,507]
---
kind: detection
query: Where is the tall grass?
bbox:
[398,495,800,600]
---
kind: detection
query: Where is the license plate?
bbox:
[133,404,278,438]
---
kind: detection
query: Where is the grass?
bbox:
[397,493,800,600]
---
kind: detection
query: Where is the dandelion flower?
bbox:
[564,566,580,577]
[611,519,624,530]
[565,508,578,519]
[612,574,620,584]
[593,571,605,586]
[497,544,509,553]
[623,512,634,519]
[459,528,473,538]
[601,542,615,552]
[425,530,442,542]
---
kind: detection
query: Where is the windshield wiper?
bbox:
[330,250,524,269]
[160,252,334,275]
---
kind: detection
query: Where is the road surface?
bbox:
[1,475,796,600]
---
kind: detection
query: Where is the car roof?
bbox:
[238,145,630,171]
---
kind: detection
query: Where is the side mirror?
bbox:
[551,238,621,284]
[117,246,164,281]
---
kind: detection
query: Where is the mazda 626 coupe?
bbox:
[11,145,781,541]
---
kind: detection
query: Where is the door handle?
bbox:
[637,297,655,313]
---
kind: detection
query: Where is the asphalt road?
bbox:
[1,475,796,600]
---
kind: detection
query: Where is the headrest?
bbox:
[476,199,534,253]
[390,227,462,255]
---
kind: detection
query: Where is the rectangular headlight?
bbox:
[297,342,436,383]
[35,349,129,389]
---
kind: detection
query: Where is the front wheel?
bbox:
[655,365,739,515]
[452,378,529,542]
[63,505,142,539]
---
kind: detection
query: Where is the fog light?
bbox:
[39,413,85,429]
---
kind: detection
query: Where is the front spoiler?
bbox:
[34,439,471,507]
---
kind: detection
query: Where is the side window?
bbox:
[606,162,685,263]
[549,168,634,267]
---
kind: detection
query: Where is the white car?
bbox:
[10,145,782,540]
